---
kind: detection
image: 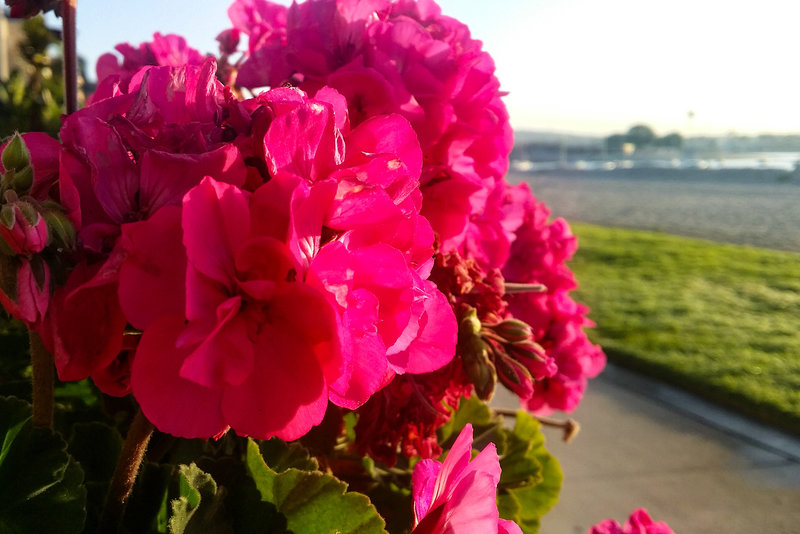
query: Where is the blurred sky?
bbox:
[58,0,800,137]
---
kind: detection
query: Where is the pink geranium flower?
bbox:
[44,59,247,392]
[129,177,341,441]
[411,423,522,534]
[589,508,675,534]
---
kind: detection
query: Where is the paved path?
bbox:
[498,167,800,532]
[494,365,800,534]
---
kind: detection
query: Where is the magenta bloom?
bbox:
[227,0,514,264]
[589,509,675,534]
[128,177,341,441]
[503,183,605,414]
[411,423,521,534]
[43,59,247,392]
[95,32,206,95]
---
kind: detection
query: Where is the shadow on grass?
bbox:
[603,346,800,437]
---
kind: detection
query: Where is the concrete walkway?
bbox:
[495,365,800,534]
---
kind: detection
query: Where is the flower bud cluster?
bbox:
[0,133,75,328]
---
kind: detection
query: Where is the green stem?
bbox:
[29,330,53,428]
[99,409,155,534]
[61,0,78,114]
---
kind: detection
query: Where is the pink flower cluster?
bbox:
[94,33,207,99]
[225,0,514,265]
[503,183,606,414]
[2,55,456,441]
[589,509,675,534]
[222,0,604,431]
[1,0,603,453]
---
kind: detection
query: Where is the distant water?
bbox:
[512,152,800,173]
[509,168,800,253]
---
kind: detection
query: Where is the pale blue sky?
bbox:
[60,0,800,136]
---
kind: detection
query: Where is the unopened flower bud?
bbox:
[495,351,534,400]
[42,209,75,250]
[488,318,532,343]
[507,340,547,362]
[8,166,34,193]
[1,133,31,173]
[462,341,496,400]
[0,201,47,255]
[458,309,497,399]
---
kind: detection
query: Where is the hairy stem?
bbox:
[29,330,53,428]
[503,282,548,294]
[99,409,155,533]
[62,0,78,115]
[494,408,581,442]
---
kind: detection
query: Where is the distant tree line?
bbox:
[605,124,683,153]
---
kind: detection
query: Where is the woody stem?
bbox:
[62,0,78,114]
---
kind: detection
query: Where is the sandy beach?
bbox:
[508,168,800,252]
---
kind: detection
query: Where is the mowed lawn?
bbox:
[568,223,800,434]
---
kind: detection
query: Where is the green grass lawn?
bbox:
[567,223,800,434]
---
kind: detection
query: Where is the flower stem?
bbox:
[503,282,548,294]
[61,0,78,115]
[99,409,154,534]
[29,330,53,428]
[494,408,581,442]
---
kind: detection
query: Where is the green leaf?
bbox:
[437,394,494,445]
[169,463,231,534]
[257,437,318,473]
[498,417,543,489]
[68,422,122,532]
[497,411,562,534]
[0,396,86,533]
[121,461,174,534]
[245,438,387,534]
[195,455,286,534]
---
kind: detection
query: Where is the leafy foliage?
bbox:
[0,396,86,533]
[245,438,388,534]
[439,396,562,534]
[0,16,64,137]
[170,463,230,534]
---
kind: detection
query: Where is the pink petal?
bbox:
[327,288,388,409]
[14,258,50,326]
[131,315,228,438]
[119,206,186,330]
[412,459,441,524]
[430,423,474,509]
[498,519,523,534]
[45,261,126,382]
[221,319,328,441]
[180,297,254,388]
[139,144,246,216]
[265,97,342,183]
[182,177,250,285]
[387,278,456,374]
